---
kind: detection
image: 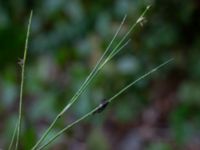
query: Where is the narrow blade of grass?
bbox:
[88,5,151,81]
[8,121,18,150]
[32,6,151,149]
[108,58,174,103]
[59,14,128,115]
[58,4,151,118]
[106,5,151,61]
[14,10,33,150]
[31,14,127,150]
[37,58,174,150]
[98,39,131,69]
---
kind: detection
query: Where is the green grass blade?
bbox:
[37,58,173,150]
[104,5,151,62]
[31,14,127,150]
[14,10,33,150]
[61,4,151,115]
[98,39,131,69]
[8,121,18,150]
[32,6,151,149]
[108,58,174,103]
[59,14,127,115]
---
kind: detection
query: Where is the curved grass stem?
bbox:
[37,58,173,150]
[31,5,151,150]
[31,14,127,150]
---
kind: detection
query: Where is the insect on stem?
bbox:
[36,58,174,150]
[33,5,152,150]
[92,99,110,115]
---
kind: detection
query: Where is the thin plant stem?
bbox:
[15,10,33,150]
[93,5,151,79]
[106,5,151,61]
[32,6,151,149]
[107,58,174,103]
[37,58,174,150]
[8,121,18,150]
[31,14,127,150]
[59,14,128,116]
[98,39,131,69]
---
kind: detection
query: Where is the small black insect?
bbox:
[93,99,110,115]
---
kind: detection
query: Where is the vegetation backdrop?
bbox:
[0,0,200,150]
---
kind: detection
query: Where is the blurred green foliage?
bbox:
[0,0,200,149]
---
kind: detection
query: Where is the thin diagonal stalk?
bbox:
[37,58,173,150]
[32,38,130,150]
[60,3,151,116]
[107,58,174,103]
[106,5,151,62]
[98,39,131,69]
[66,39,131,105]
[15,11,33,150]
[8,121,18,150]
[31,14,127,150]
[32,6,151,149]
[69,39,131,104]
[91,5,150,79]
[59,14,127,115]
[108,39,131,59]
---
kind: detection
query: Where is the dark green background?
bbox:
[0,0,200,149]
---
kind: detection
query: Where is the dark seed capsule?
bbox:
[93,99,110,115]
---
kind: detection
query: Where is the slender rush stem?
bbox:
[14,11,33,150]
[8,121,18,150]
[31,14,127,150]
[37,58,174,150]
[95,5,151,78]
[32,5,151,149]
[107,5,151,60]
[98,39,131,69]
[59,14,128,116]
[108,58,174,103]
